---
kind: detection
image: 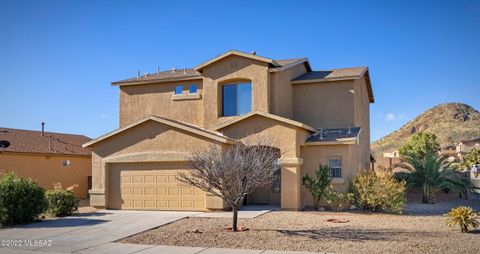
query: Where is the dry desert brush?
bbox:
[350,170,406,214]
[177,140,280,232]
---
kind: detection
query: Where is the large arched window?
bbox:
[221,81,252,116]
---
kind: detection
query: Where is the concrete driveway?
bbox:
[0,210,201,253]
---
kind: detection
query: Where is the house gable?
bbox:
[195,50,279,72]
[213,111,317,132]
[84,116,234,158]
[215,112,313,158]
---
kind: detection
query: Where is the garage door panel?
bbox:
[109,165,205,211]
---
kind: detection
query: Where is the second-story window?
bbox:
[222,82,252,116]
[175,86,183,95]
[189,84,198,94]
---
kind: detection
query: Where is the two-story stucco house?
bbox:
[84,50,374,211]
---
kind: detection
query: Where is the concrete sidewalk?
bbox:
[1,243,327,254]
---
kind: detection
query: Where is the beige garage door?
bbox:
[109,162,205,211]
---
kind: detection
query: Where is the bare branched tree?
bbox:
[177,138,280,231]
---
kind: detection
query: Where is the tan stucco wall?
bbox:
[201,55,270,128]
[269,63,308,118]
[353,76,372,169]
[293,80,355,128]
[300,144,362,207]
[0,153,91,197]
[218,115,311,210]
[219,115,310,158]
[119,79,204,127]
[89,120,225,208]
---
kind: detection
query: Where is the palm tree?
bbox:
[397,149,471,204]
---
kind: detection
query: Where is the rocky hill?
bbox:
[372,103,480,156]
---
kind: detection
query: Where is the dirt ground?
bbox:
[121,195,480,254]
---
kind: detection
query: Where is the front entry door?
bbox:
[249,184,270,204]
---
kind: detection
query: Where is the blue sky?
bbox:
[0,0,479,142]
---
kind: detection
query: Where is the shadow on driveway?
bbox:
[21,217,109,228]
[73,212,113,217]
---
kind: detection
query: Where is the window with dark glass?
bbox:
[272,163,281,192]
[328,158,342,178]
[222,82,252,116]
[175,86,183,94]
[189,84,198,94]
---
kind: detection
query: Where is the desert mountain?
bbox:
[372,103,480,156]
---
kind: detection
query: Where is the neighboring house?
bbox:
[456,137,480,160]
[0,126,92,197]
[374,150,402,173]
[84,50,374,211]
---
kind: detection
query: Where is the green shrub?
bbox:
[45,190,79,217]
[0,173,46,225]
[445,206,479,233]
[350,170,406,214]
[302,165,331,210]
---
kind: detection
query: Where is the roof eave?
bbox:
[194,50,279,72]
[305,137,358,146]
[212,111,316,133]
[269,58,310,73]
[111,76,203,86]
[0,150,91,157]
[83,115,235,148]
[364,69,374,103]
[292,76,360,84]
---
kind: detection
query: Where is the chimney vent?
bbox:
[41,122,45,136]
[183,67,186,74]
[137,70,140,78]
[172,68,176,73]
[157,67,160,74]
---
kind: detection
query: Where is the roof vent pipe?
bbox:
[41,122,45,136]
[172,68,176,73]
[348,125,351,135]
[183,67,186,74]
[137,70,140,78]
[157,67,160,74]
[251,51,256,55]
[319,129,323,140]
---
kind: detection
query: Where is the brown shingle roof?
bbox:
[293,67,368,81]
[0,127,91,156]
[275,58,305,66]
[112,68,202,85]
[112,57,308,85]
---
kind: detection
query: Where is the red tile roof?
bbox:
[0,127,91,156]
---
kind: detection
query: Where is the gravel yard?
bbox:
[121,195,480,254]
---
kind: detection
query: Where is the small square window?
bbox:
[63,160,71,167]
[189,85,198,94]
[328,158,342,178]
[175,86,183,94]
